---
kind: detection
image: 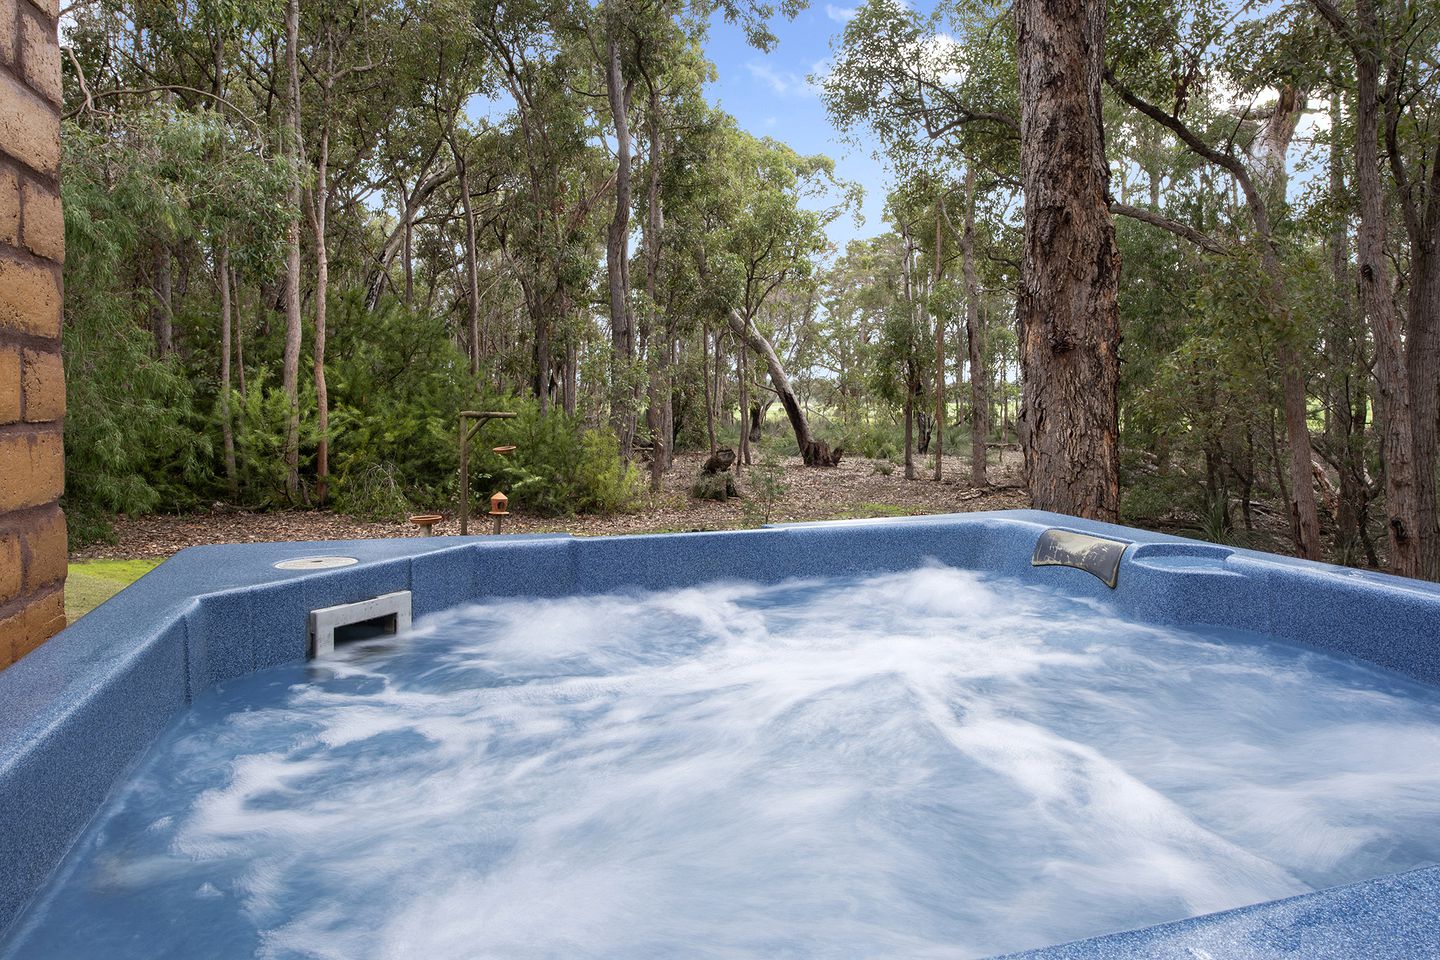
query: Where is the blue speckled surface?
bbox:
[2,510,1439,956]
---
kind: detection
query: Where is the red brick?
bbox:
[21,347,62,421]
[0,69,59,174]
[18,7,59,107]
[0,531,19,605]
[0,255,60,337]
[0,0,15,72]
[0,429,62,511]
[21,504,63,591]
[3,585,65,663]
[0,345,18,424]
[21,177,60,261]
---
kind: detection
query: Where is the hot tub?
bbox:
[1,510,1437,958]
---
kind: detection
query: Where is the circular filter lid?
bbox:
[273,556,359,570]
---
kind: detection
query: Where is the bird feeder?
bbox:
[493,445,517,456]
[489,491,509,535]
[408,513,444,537]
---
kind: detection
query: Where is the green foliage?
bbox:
[326,295,472,510]
[472,403,643,516]
[838,420,901,461]
[742,448,789,525]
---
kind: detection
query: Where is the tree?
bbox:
[1015,0,1121,520]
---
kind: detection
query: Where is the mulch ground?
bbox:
[71,448,1031,561]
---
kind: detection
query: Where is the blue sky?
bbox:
[702,4,890,253]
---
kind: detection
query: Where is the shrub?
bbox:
[742,450,789,525]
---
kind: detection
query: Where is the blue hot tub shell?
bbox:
[1,509,1438,958]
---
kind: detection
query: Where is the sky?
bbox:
[701,3,892,253]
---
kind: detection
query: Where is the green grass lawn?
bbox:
[66,559,163,623]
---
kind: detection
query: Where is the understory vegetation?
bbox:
[55,0,1440,584]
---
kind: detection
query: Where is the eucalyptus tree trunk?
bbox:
[1407,230,1440,578]
[725,308,841,466]
[282,0,304,502]
[457,149,482,375]
[605,31,636,460]
[737,344,749,471]
[644,84,666,492]
[1326,94,1366,565]
[900,224,918,480]
[218,242,238,499]
[1015,0,1121,520]
[962,167,988,486]
[152,244,173,356]
[1350,0,1421,576]
[312,64,333,506]
[932,203,945,481]
[1253,85,1323,560]
[703,326,717,456]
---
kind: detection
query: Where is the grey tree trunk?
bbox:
[152,244,173,356]
[218,243,237,499]
[605,33,636,460]
[932,204,945,481]
[282,0,303,502]
[457,150,482,375]
[725,309,840,466]
[962,167,988,486]
[644,94,666,492]
[1350,0,1421,576]
[312,113,331,506]
[1015,0,1121,520]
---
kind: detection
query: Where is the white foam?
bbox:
[14,565,1440,960]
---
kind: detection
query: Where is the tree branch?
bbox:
[1112,202,1227,254]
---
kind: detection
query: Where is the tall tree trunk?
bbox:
[152,243,173,356]
[703,326,717,456]
[725,309,840,466]
[962,167,988,486]
[234,266,246,396]
[457,148,482,376]
[218,243,238,499]
[737,344,749,471]
[900,225,918,480]
[1350,3,1421,575]
[605,31,636,460]
[282,0,303,503]
[644,82,665,492]
[1015,0,1121,520]
[933,201,945,480]
[1326,94,1366,564]
[312,109,332,506]
[403,219,414,307]
[1254,84,1323,560]
[1408,237,1440,577]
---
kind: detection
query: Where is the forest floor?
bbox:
[71,447,1030,562]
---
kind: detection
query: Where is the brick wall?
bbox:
[0,0,65,668]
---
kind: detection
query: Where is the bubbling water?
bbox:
[8,565,1440,960]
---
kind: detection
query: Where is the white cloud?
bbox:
[825,4,859,21]
[745,61,820,98]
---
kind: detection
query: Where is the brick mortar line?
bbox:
[0,48,64,129]
[0,419,62,440]
[0,579,63,625]
[0,329,63,353]
[0,238,63,272]
[0,502,61,535]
